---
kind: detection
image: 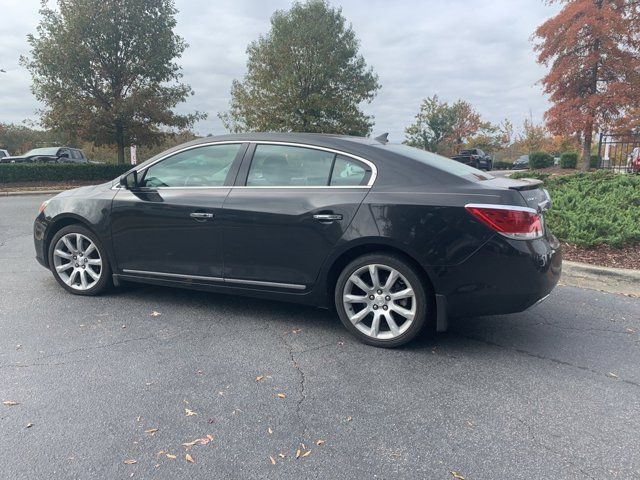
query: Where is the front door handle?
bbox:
[190,212,214,220]
[313,213,343,222]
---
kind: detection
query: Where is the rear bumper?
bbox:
[436,232,562,318]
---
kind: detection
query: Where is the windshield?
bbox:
[381,144,494,181]
[25,147,60,156]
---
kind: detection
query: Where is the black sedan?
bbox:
[33,133,561,347]
[1,146,88,164]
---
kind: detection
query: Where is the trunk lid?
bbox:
[481,176,551,212]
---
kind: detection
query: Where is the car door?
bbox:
[110,142,247,281]
[222,143,374,290]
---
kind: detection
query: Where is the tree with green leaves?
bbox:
[22,0,204,164]
[219,0,380,136]
[404,95,482,154]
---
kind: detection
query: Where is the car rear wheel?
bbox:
[48,225,111,295]
[335,254,429,348]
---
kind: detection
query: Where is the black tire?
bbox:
[48,224,112,296]
[334,253,430,348]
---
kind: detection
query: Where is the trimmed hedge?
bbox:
[0,163,130,183]
[560,152,578,169]
[511,170,640,247]
[529,151,554,169]
[493,161,516,170]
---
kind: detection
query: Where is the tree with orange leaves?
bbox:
[534,0,640,170]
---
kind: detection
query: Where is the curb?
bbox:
[0,190,64,197]
[561,261,640,297]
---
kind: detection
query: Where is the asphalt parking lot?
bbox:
[1,194,639,479]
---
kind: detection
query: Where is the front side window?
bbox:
[247,145,335,186]
[141,144,242,187]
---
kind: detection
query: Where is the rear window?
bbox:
[381,144,494,181]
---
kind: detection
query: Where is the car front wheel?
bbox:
[335,253,429,348]
[48,225,112,295]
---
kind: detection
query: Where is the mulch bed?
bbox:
[0,180,99,192]
[562,243,640,270]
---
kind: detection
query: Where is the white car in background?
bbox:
[0,149,9,159]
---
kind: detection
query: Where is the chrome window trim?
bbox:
[111,139,377,190]
[121,269,306,291]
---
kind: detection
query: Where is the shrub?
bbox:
[528,151,554,169]
[559,152,578,169]
[514,170,640,248]
[492,161,515,170]
[0,163,130,183]
[590,155,600,168]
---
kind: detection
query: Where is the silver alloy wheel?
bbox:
[52,233,102,291]
[342,264,417,340]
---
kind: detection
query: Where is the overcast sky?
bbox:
[0,0,560,141]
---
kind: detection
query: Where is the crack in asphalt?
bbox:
[457,332,640,389]
[0,336,155,368]
[517,418,599,480]
[280,331,309,439]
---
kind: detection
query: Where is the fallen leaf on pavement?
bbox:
[269,456,276,465]
[256,375,264,382]
[450,472,465,480]
[267,427,273,435]
[302,450,311,457]
[123,459,137,465]
[3,401,19,406]
[185,454,194,463]
[182,440,199,447]
[185,408,197,416]
[345,416,352,422]
[278,453,285,459]
[607,372,619,378]
[26,423,33,428]
[292,328,302,334]
[150,311,161,317]
[276,393,286,399]
[316,440,325,446]
[626,328,636,334]
[295,449,301,459]
[166,454,176,459]
[145,428,158,435]
[207,434,214,441]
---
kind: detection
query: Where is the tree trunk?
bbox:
[116,121,125,165]
[581,122,593,171]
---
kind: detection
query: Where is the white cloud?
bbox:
[0,0,559,140]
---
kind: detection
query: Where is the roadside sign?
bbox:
[130,145,137,165]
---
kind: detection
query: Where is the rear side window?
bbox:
[381,144,494,181]
[247,145,335,186]
[330,155,367,186]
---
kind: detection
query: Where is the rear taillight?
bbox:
[465,204,543,240]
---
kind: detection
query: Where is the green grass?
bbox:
[511,170,640,247]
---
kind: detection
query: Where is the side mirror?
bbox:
[119,170,139,190]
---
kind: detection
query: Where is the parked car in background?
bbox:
[626,147,640,174]
[514,155,529,168]
[0,149,9,159]
[0,147,88,164]
[34,133,561,348]
[451,148,493,171]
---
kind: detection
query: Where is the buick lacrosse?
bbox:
[34,133,561,347]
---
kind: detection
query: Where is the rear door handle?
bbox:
[190,212,214,220]
[313,214,343,222]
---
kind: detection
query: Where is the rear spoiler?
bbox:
[507,178,543,191]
